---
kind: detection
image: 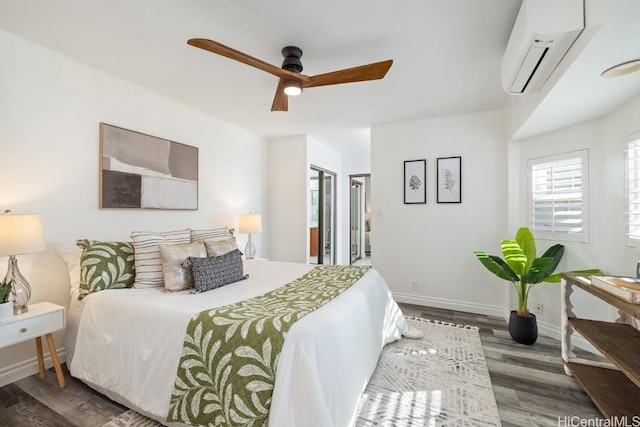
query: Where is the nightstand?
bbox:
[0,302,66,388]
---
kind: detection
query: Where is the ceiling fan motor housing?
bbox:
[281,46,303,73]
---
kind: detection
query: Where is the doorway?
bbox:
[350,174,371,265]
[309,167,336,265]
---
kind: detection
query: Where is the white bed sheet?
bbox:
[68,260,407,427]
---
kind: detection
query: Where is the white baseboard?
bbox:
[0,348,67,387]
[393,292,507,319]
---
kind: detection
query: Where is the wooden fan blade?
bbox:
[305,60,393,88]
[271,79,288,111]
[188,38,308,82]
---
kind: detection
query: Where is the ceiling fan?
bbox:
[187,38,393,112]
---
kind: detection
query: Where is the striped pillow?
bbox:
[131,229,191,288]
[191,227,233,242]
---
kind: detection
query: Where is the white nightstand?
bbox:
[0,302,66,388]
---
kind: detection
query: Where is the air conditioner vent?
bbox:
[502,0,584,95]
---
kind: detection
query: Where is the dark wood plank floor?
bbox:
[0,303,603,426]
[399,303,603,426]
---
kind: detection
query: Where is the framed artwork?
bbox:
[437,156,462,203]
[100,123,198,209]
[404,159,426,204]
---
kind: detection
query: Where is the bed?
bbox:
[64,258,409,427]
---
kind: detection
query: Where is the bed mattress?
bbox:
[67,259,407,427]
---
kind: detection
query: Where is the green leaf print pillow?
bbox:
[76,239,135,300]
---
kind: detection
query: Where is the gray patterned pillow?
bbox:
[188,249,247,293]
[76,239,135,300]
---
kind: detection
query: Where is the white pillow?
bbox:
[131,229,191,288]
[191,227,232,242]
[57,246,82,296]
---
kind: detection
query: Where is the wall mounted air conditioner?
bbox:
[502,0,584,94]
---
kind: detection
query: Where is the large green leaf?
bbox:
[515,227,536,273]
[474,252,519,282]
[522,257,555,284]
[540,244,564,273]
[501,240,526,277]
[523,244,565,284]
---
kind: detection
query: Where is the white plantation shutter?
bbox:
[625,135,640,248]
[528,150,589,243]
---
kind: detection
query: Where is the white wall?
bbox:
[0,30,268,385]
[371,110,509,317]
[268,136,348,265]
[268,136,308,263]
[512,95,640,340]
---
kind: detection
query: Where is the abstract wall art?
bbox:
[100,123,198,209]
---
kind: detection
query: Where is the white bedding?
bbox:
[67,259,407,427]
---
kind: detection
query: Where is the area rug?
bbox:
[102,316,500,427]
[355,316,501,426]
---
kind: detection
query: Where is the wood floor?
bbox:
[0,303,603,426]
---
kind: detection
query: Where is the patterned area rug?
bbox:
[356,317,501,426]
[102,317,500,427]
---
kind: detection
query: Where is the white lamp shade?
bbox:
[239,214,263,234]
[0,213,46,256]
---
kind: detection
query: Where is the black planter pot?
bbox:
[508,310,538,345]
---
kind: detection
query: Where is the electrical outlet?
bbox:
[410,280,418,291]
[534,303,544,315]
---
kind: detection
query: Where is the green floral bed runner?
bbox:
[167,265,369,427]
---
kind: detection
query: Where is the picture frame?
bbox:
[100,123,199,209]
[404,159,426,204]
[437,156,462,203]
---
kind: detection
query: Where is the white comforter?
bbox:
[68,260,407,427]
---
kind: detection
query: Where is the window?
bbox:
[528,150,589,243]
[625,133,640,248]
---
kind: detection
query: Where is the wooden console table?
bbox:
[561,273,640,418]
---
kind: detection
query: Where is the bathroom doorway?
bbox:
[350,174,371,265]
[309,167,336,265]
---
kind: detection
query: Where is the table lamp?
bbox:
[0,210,46,314]
[239,213,262,259]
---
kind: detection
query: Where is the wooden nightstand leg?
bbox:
[45,333,66,388]
[35,336,46,379]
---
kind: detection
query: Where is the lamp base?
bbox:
[13,305,28,315]
[244,234,256,259]
[5,256,31,315]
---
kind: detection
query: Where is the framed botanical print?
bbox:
[404,159,426,204]
[437,156,461,203]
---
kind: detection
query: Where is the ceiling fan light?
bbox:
[601,59,640,78]
[283,80,302,96]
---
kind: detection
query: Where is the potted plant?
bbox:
[0,280,13,322]
[474,227,564,345]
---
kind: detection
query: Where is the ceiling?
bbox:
[0,0,638,146]
[514,0,640,139]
